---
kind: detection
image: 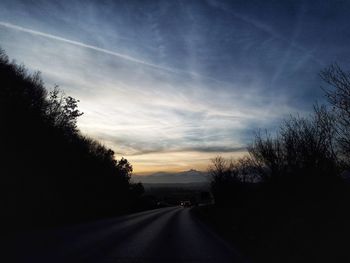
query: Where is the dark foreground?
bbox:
[4,207,246,263]
[195,199,350,263]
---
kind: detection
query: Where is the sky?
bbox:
[1,0,350,174]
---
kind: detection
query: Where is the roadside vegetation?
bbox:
[200,64,350,263]
[0,49,144,231]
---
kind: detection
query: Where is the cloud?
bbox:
[205,0,323,64]
[0,21,173,70]
[1,0,346,173]
[0,21,229,85]
[117,145,247,156]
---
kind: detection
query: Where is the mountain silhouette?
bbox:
[133,169,209,184]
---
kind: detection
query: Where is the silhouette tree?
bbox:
[206,64,350,263]
[321,64,350,167]
[209,156,257,206]
[246,105,339,183]
[46,86,83,134]
[0,48,144,230]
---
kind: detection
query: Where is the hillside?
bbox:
[0,49,143,230]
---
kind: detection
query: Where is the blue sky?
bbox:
[1,0,350,173]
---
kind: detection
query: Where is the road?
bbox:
[5,207,246,263]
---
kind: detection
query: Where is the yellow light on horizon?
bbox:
[120,150,248,175]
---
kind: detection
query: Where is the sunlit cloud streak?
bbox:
[0,22,178,70]
[0,21,227,85]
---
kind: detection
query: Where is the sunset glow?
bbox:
[1,0,349,173]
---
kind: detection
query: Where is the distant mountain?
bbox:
[132,169,209,184]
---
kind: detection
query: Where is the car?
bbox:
[180,200,192,207]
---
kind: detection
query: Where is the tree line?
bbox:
[0,48,144,230]
[210,64,350,203]
[208,64,350,262]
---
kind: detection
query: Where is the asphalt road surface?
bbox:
[6,207,246,263]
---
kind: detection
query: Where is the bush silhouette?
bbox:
[248,106,339,182]
[321,64,350,167]
[207,64,350,263]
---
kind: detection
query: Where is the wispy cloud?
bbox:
[0,21,174,71]
[205,0,324,66]
[1,0,347,173]
[0,21,228,85]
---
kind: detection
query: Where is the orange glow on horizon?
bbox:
[120,150,248,175]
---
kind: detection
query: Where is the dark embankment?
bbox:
[195,178,350,263]
[196,64,350,263]
[0,49,144,232]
